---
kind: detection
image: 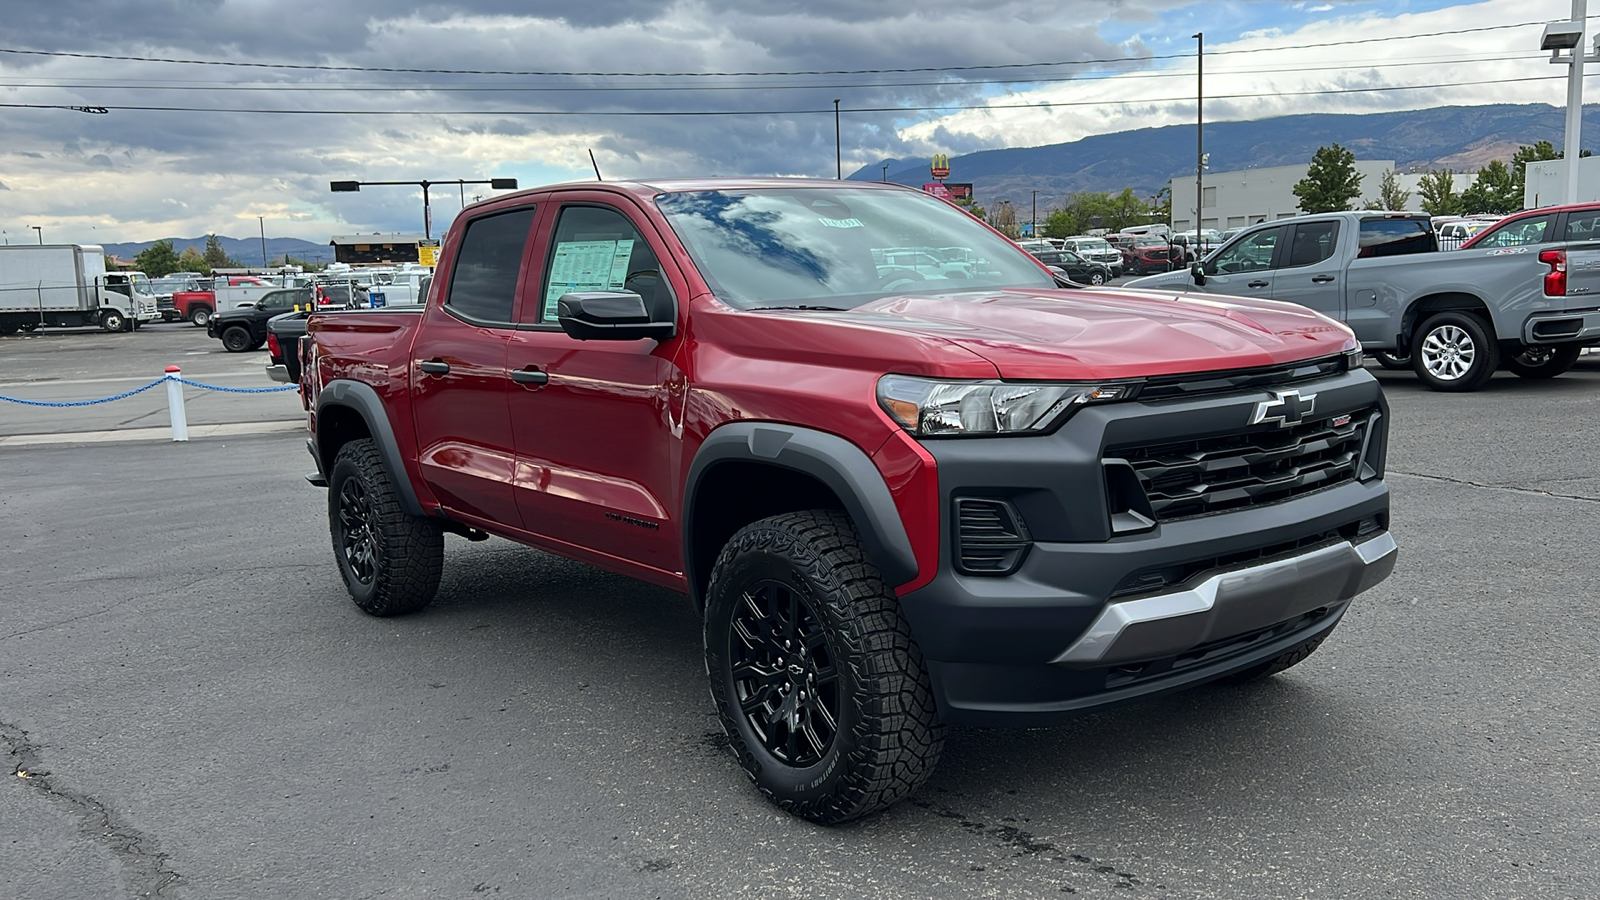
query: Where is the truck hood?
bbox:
[773,288,1356,380]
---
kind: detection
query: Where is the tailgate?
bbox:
[1562,242,1600,305]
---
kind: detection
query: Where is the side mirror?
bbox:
[557,291,676,341]
[1190,261,1207,286]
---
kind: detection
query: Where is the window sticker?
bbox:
[818,217,864,228]
[543,238,635,319]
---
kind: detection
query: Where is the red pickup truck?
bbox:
[301,178,1397,824]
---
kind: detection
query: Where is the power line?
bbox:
[0,52,1551,95]
[0,74,1570,118]
[0,20,1564,79]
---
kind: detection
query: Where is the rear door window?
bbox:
[446,207,537,324]
[1561,211,1600,240]
[1357,218,1436,258]
[1282,220,1340,268]
[1472,215,1551,249]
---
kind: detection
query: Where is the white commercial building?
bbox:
[1524,157,1600,207]
[1170,161,1426,233]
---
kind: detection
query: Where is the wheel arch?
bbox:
[683,423,918,610]
[314,379,425,517]
[1401,292,1492,349]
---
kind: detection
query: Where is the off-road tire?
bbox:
[704,509,943,825]
[1503,343,1581,379]
[100,310,126,333]
[221,325,254,352]
[1217,635,1328,685]
[328,438,443,616]
[189,306,212,327]
[1373,350,1410,370]
[1411,311,1500,392]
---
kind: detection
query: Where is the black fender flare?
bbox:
[684,422,919,602]
[314,378,426,517]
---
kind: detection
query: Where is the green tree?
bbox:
[1511,140,1560,195]
[1150,186,1171,223]
[1363,169,1411,211]
[1417,169,1459,216]
[1459,161,1520,215]
[178,246,210,274]
[133,239,181,277]
[203,234,240,269]
[1292,143,1365,213]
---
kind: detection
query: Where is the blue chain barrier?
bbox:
[171,376,297,394]
[0,378,166,407]
[0,374,297,406]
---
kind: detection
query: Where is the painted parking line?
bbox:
[0,420,305,447]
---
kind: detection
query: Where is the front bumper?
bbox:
[897,367,1395,727]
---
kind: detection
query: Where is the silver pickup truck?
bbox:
[1126,210,1600,391]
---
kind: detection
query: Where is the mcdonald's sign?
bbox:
[930,154,950,180]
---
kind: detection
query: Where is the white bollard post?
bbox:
[165,365,189,442]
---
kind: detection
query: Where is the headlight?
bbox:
[877,375,1138,436]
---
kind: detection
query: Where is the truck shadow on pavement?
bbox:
[367,539,1382,839]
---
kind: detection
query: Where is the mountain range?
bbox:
[852,103,1600,208]
[98,235,336,265]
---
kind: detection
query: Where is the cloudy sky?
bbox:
[0,0,1588,245]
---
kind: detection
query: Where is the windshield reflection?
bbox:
[655,188,1053,309]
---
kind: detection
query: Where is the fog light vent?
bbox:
[954,498,1030,576]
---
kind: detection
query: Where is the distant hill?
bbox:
[852,103,1600,207]
[99,235,335,265]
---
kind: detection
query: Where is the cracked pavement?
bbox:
[2,331,1598,898]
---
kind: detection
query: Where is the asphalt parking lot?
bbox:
[2,325,1598,899]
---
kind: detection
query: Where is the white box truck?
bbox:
[0,244,161,335]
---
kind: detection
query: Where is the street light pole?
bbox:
[1031,190,1038,238]
[1194,32,1204,235]
[1564,0,1587,203]
[31,226,42,244]
[881,164,888,182]
[258,216,268,266]
[330,177,518,242]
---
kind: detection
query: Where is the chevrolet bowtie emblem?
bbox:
[1250,389,1316,428]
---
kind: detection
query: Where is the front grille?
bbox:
[1105,409,1374,521]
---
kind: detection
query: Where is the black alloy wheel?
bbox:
[337,476,377,587]
[727,578,840,768]
[221,325,254,352]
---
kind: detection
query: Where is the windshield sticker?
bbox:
[544,239,635,319]
[818,217,864,228]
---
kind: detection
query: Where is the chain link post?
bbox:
[164,365,189,442]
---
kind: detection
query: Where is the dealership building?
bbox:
[1169,161,1428,233]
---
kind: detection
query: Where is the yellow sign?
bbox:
[418,244,439,267]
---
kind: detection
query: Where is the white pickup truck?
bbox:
[1126,211,1600,391]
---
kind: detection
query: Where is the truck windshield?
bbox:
[655,188,1054,309]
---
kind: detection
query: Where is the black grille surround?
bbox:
[1105,407,1377,522]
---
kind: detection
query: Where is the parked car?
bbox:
[1128,209,1600,391]
[1434,217,1497,251]
[303,178,1395,826]
[1059,236,1124,275]
[207,287,312,352]
[1122,237,1181,274]
[1027,248,1114,285]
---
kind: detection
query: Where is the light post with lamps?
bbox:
[1542,7,1598,203]
[329,177,518,241]
[1194,31,1204,236]
[31,226,42,244]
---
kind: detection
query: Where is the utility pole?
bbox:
[834,99,843,179]
[258,216,268,266]
[1194,32,1204,238]
[882,164,889,182]
[1032,190,1039,238]
[31,226,42,244]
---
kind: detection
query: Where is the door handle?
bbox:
[510,367,548,385]
[1311,274,1337,283]
[1247,280,1270,288]
[418,359,450,375]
